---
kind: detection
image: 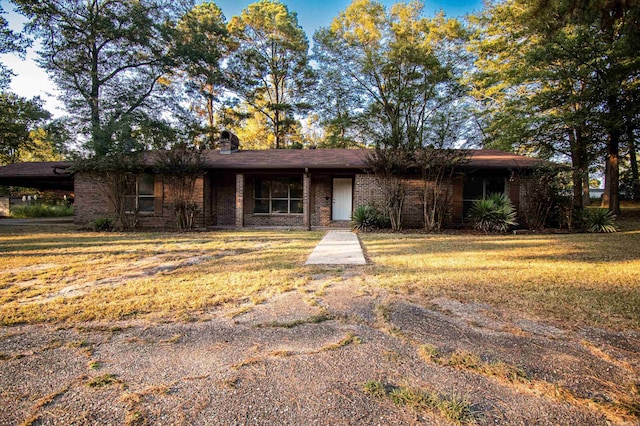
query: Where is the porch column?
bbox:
[235,173,244,228]
[303,172,311,230]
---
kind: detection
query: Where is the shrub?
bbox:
[521,167,559,230]
[11,204,74,218]
[91,216,115,232]
[351,204,388,231]
[584,208,618,233]
[467,193,518,233]
[175,201,200,230]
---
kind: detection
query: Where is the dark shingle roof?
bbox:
[199,148,548,170]
[0,149,550,191]
[200,149,367,170]
[466,149,547,169]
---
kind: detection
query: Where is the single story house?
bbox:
[0,135,547,229]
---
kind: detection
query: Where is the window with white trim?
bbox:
[254,178,303,214]
[124,174,155,213]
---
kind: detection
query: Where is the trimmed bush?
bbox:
[91,216,115,232]
[467,193,518,233]
[584,208,618,233]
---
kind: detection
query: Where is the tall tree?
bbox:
[470,0,640,214]
[13,0,185,156]
[316,0,468,230]
[0,4,29,88]
[470,1,601,208]
[170,2,229,149]
[0,93,50,165]
[313,0,467,150]
[226,0,313,149]
[308,49,362,148]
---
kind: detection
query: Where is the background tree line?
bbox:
[0,0,638,214]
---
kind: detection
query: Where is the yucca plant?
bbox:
[352,204,380,232]
[467,193,518,233]
[584,208,618,233]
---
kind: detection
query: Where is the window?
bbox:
[463,176,506,217]
[254,178,303,214]
[125,174,155,213]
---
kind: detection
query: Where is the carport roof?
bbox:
[0,161,73,191]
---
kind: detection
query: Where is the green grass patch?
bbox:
[87,373,119,388]
[364,380,474,425]
[321,332,362,351]
[266,311,333,328]
[10,204,73,218]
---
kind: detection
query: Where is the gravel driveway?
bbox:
[1,269,639,425]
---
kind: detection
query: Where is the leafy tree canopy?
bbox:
[0,4,30,89]
[313,0,468,150]
[226,0,313,149]
[0,93,51,165]
[13,0,187,156]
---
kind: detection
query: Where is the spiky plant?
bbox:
[467,193,518,233]
[352,205,380,232]
[584,208,618,233]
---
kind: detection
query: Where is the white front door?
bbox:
[332,178,353,221]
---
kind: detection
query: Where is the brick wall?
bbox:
[354,174,457,229]
[211,173,236,226]
[74,172,111,225]
[311,175,332,226]
[75,169,522,230]
[74,172,207,229]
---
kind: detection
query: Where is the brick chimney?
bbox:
[219,131,240,154]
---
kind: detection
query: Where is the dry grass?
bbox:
[361,215,640,330]
[364,380,475,425]
[0,228,322,325]
[2,212,639,330]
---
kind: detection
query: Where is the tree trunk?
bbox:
[602,127,621,215]
[90,41,103,155]
[628,124,639,200]
[582,168,591,206]
[206,89,216,149]
[569,127,587,208]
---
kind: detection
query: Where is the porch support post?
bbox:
[235,173,244,228]
[303,172,311,230]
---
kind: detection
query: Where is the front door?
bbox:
[332,178,353,221]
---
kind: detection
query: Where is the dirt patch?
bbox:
[1,270,639,425]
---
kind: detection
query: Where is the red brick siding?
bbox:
[311,175,332,226]
[74,172,206,229]
[74,172,112,225]
[451,176,464,223]
[354,174,456,228]
[211,172,236,226]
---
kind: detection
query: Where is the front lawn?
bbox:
[361,217,640,330]
[1,217,639,330]
[0,228,322,324]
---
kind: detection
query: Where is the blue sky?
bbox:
[0,0,484,115]
[213,0,484,32]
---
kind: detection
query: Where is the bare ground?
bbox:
[1,269,639,425]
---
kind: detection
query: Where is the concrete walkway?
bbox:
[305,230,366,265]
